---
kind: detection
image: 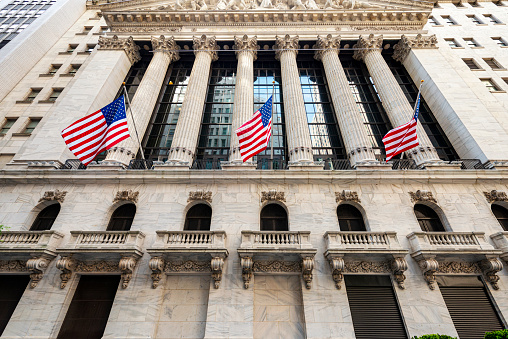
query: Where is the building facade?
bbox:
[0,0,508,337]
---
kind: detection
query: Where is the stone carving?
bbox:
[26,257,50,289]
[393,34,438,62]
[409,190,437,204]
[314,34,341,61]
[119,256,137,289]
[418,258,439,290]
[274,35,299,60]
[151,35,180,63]
[480,258,503,290]
[335,190,360,203]
[56,256,76,289]
[353,34,383,61]
[248,258,313,288]
[302,256,314,289]
[344,260,391,273]
[253,260,301,272]
[193,35,219,61]
[391,257,408,289]
[188,190,212,203]
[164,260,211,272]
[210,257,225,289]
[437,261,482,274]
[351,26,421,31]
[241,256,253,289]
[261,190,285,203]
[329,257,345,289]
[328,259,407,289]
[149,257,164,288]
[98,35,141,64]
[234,35,258,60]
[39,190,67,204]
[0,260,28,272]
[75,260,120,272]
[113,190,139,203]
[113,27,183,33]
[484,190,508,203]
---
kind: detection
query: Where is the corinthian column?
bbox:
[223,35,259,167]
[353,34,441,165]
[103,36,180,166]
[274,35,315,165]
[314,35,377,167]
[166,35,219,166]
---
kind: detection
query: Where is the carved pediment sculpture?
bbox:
[484,190,508,203]
[188,190,213,203]
[261,189,285,203]
[335,190,360,203]
[409,190,437,204]
[113,190,139,203]
[39,190,67,204]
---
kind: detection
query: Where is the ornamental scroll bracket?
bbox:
[148,257,164,289]
[261,190,286,203]
[480,258,503,290]
[409,190,437,204]
[39,190,67,204]
[335,190,360,203]
[188,190,213,203]
[241,256,253,289]
[26,257,50,288]
[114,190,139,203]
[484,190,508,203]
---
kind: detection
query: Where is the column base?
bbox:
[421,160,462,170]
[288,161,324,171]
[221,161,256,170]
[87,161,125,170]
[489,161,508,170]
[355,161,392,171]
[153,161,190,170]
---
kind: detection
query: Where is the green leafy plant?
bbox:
[0,224,10,234]
[485,329,508,339]
[411,335,457,339]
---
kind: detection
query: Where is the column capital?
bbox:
[234,35,258,60]
[151,35,180,63]
[274,34,300,61]
[314,34,341,62]
[353,34,383,61]
[98,35,141,65]
[193,34,219,61]
[393,34,438,63]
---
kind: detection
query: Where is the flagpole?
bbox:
[122,82,146,162]
[270,81,275,164]
[402,80,424,161]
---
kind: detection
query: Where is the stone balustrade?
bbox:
[239,231,313,250]
[63,231,145,252]
[407,231,496,254]
[324,231,402,250]
[153,230,227,250]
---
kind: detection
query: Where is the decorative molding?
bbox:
[274,34,300,60]
[149,257,164,288]
[409,190,437,204]
[210,257,225,289]
[350,25,421,31]
[113,26,182,33]
[437,261,481,274]
[241,256,253,289]
[119,256,137,289]
[391,257,408,289]
[329,257,344,289]
[253,260,301,273]
[151,35,180,63]
[98,35,141,64]
[484,190,508,203]
[328,259,407,289]
[233,35,258,60]
[418,258,439,290]
[0,260,28,272]
[335,190,360,203]
[114,190,139,203]
[39,189,67,204]
[188,190,213,203]
[353,34,383,61]
[261,190,285,203]
[314,34,340,61]
[26,257,50,288]
[393,34,438,62]
[302,256,314,289]
[164,260,211,272]
[56,256,75,289]
[480,258,503,290]
[193,35,219,61]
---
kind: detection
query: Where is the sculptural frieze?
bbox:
[484,190,508,203]
[39,189,67,204]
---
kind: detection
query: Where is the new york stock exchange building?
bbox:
[1,0,508,336]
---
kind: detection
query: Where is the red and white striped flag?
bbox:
[236,96,273,162]
[61,96,130,166]
[382,92,421,161]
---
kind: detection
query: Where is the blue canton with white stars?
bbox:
[259,95,272,128]
[101,96,127,126]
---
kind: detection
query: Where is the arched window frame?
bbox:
[106,202,137,231]
[29,201,61,231]
[413,202,451,232]
[259,201,289,231]
[491,202,508,231]
[183,201,212,231]
[336,202,369,232]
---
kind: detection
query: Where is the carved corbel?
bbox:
[39,189,67,204]
[56,256,76,289]
[149,257,164,289]
[418,258,439,290]
[26,257,50,288]
[188,190,213,203]
[241,256,253,289]
[302,256,314,289]
[114,190,139,203]
[329,256,345,289]
[393,34,438,63]
[261,190,285,203]
[335,190,360,203]
[391,257,408,289]
[484,190,508,203]
[210,257,224,289]
[119,256,137,289]
[480,258,503,290]
[409,190,437,204]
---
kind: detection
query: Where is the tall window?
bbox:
[492,204,508,231]
[414,204,446,232]
[0,275,30,336]
[31,203,60,231]
[184,204,212,231]
[121,48,152,102]
[297,52,347,161]
[260,204,288,231]
[337,204,366,231]
[107,204,136,231]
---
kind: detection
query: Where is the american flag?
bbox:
[61,96,130,166]
[382,92,421,161]
[236,96,273,162]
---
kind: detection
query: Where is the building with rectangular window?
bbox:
[0,0,508,338]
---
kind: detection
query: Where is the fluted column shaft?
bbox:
[105,36,180,166]
[315,36,376,166]
[275,35,314,163]
[168,35,219,164]
[354,35,441,165]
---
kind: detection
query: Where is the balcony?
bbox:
[407,232,502,290]
[56,231,145,289]
[0,231,64,288]
[238,231,317,289]
[147,231,228,289]
[323,231,408,289]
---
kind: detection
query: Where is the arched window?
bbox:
[107,204,136,231]
[30,204,60,231]
[260,204,288,231]
[414,204,445,232]
[337,204,366,231]
[184,204,212,231]
[492,204,508,231]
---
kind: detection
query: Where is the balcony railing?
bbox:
[128,159,154,170]
[151,231,227,250]
[407,231,496,254]
[0,231,64,253]
[325,231,403,249]
[59,231,145,253]
[239,231,314,250]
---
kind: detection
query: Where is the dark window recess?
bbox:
[414,204,446,232]
[30,203,60,231]
[57,275,120,339]
[107,204,136,231]
[260,204,288,231]
[184,204,212,231]
[345,275,407,339]
[492,204,508,231]
[0,275,30,336]
[119,46,153,102]
[337,204,366,231]
[438,276,505,339]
